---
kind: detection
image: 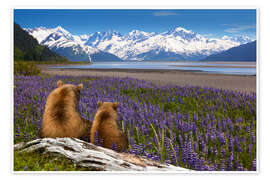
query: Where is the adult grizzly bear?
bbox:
[90,101,128,152]
[41,80,92,139]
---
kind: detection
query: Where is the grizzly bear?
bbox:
[41,80,92,139]
[90,101,128,152]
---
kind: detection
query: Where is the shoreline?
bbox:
[171,65,256,68]
[40,66,256,94]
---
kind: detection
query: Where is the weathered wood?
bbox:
[14,138,191,171]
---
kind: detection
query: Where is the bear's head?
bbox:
[56,80,83,102]
[97,101,118,110]
[97,101,118,116]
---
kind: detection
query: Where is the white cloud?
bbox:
[224,24,256,33]
[152,11,179,16]
[202,33,215,38]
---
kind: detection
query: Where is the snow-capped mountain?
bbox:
[25,26,122,61]
[221,35,252,45]
[25,26,254,61]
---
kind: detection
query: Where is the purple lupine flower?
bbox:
[247,144,253,154]
[182,140,188,163]
[218,132,226,145]
[222,117,227,131]
[252,159,256,171]
[235,159,244,171]
[252,133,256,144]
[246,126,251,136]
[220,149,226,157]
[227,117,233,131]
[237,164,244,171]
[211,163,218,171]
[229,136,234,152]
[193,112,198,121]
[220,159,226,171]
[216,118,221,130]
[226,152,234,171]
[94,131,99,145]
[237,117,243,123]
[234,136,242,152]
[185,112,190,121]
[112,142,117,151]
[24,165,28,171]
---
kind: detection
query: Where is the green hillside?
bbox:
[14,23,68,62]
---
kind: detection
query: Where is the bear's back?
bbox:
[91,101,128,152]
[41,83,84,138]
[45,85,77,123]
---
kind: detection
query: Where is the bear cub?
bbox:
[41,80,92,139]
[90,101,128,152]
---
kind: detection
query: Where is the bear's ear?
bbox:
[77,83,83,91]
[113,102,118,110]
[97,101,103,107]
[57,80,64,87]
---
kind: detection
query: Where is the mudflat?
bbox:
[41,66,256,94]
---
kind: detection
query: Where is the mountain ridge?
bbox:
[202,41,256,62]
[25,26,123,61]
[25,26,255,61]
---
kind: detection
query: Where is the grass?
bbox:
[14,61,41,76]
[14,150,102,171]
[26,60,91,65]
[14,60,91,76]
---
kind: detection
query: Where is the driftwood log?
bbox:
[14,138,191,171]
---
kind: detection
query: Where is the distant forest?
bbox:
[14,23,67,62]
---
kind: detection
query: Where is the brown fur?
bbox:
[90,101,128,152]
[41,80,92,139]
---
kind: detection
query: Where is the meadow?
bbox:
[14,74,256,171]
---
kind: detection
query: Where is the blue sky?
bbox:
[14,9,256,39]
